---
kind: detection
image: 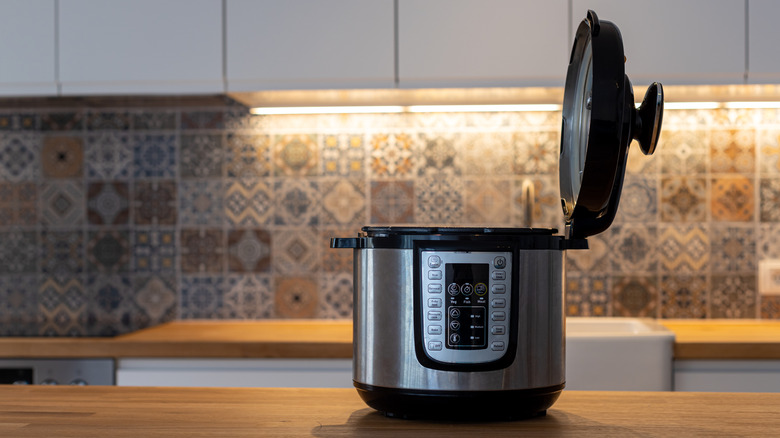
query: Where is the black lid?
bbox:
[559,10,663,239]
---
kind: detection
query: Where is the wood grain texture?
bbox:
[662,320,780,359]
[1,387,779,437]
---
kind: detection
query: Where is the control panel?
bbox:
[420,250,512,364]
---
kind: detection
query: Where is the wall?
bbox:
[0,100,777,336]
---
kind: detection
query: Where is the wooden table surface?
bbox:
[1,386,778,437]
[662,320,780,359]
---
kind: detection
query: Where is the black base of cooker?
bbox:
[354,382,564,421]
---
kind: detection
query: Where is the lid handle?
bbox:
[632,82,664,155]
[587,10,600,36]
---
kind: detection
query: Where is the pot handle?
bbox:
[330,238,359,249]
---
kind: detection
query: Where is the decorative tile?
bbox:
[658,129,708,175]
[711,175,754,222]
[273,134,319,176]
[456,132,513,176]
[0,113,38,131]
[614,176,658,223]
[565,273,610,317]
[0,133,40,181]
[133,229,176,274]
[319,273,352,318]
[180,229,225,273]
[761,296,780,319]
[41,112,83,131]
[41,136,83,178]
[759,224,780,259]
[133,180,177,225]
[40,180,84,226]
[224,178,273,226]
[660,275,708,319]
[132,110,177,130]
[227,229,271,273]
[179,180,224,226]
[0,231,37,274]
[369,133,416,178]
[133,275,177,324]
[224,274,274,318]
[415,173,464,225]
[0,182,37,226]
[274,276,318,318]
[86,111,130,131]
[321,179,366,227]
[710,129,755,173]
[609,225,658,273]
[370,180,414,224]
[566,232,610,273]
[273,179,320,226]
[86,230,130,273]
[419,134,458,177]
[40,231,84,283]
[464,178,511,225]
[180,133,223,178]
[85,274,137,336]
[181,110,224,130]
[711,226,756,273]
[612,276,658,318]
[180,275,225,319]
[85,133,132,180]
[322,134,365,177]
[660,177,707,222]
[513,131,558,175]
[272,228,320,275]
[38,275,86,336]
[658,225,710,273]
[758,129,780,174]
[511,176,561,229]
[625,145,658,175]
[321,229,353,273]
[133,134,176,178]
[225,133,271,177]
[0,275,38,335]
[710,274,757,318]
[87,182,130,225]
[760,177,780,222]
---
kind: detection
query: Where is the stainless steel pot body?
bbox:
[352,247,565,392]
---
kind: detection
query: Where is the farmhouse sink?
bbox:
[565,317,675,391]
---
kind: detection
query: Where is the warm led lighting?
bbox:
[407,104,562,113]
[724,101,780,109]
[661,102,721,110]
[250,106,404,115]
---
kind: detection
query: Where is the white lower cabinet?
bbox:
[674,360,780,392]
[116,359,353,388]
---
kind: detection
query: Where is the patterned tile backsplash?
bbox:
[2,101,780,336]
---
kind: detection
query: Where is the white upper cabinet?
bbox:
[226,0,395,91]
[748,0,780,84]
[59,0,223,95]
[0,0,56,96]
[571,1,745,86]
[397,0,569,89]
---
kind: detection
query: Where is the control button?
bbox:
[491,284,506,294]
[493,256,507,269]
[427,255,442,268]
[491,325,506,335]
[428,298,442,308]
[450,333,461,344]
[449,320,461,331]
[428,341,443,351]
[447,283,460,296]
[475,283,487,296]
[428,284,442,294]
[427,311,442,321]
[428,325,442,335]
[449,308,461,318]
[491,298,506,308]
[461,283,474,296]
[492,271,506,280]
[428,270,442,280]
[491,341,506,351]
[491,311,506,321]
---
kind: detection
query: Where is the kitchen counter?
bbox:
[661,320,780,360]
[3,386,779,437]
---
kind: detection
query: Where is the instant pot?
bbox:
[332,10,664,420]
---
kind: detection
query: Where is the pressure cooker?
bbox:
[331,10,663,420]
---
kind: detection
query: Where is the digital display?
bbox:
[445,263,489,349]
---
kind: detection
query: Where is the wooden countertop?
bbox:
[2,387,779,437]
[661,320,780,360]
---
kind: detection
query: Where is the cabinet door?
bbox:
[0,0,56,96]
[227,0,394,91]
[571,0,745,86]
[748,0,780,84]
[59,0,223,95]
[398,0,569,89]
